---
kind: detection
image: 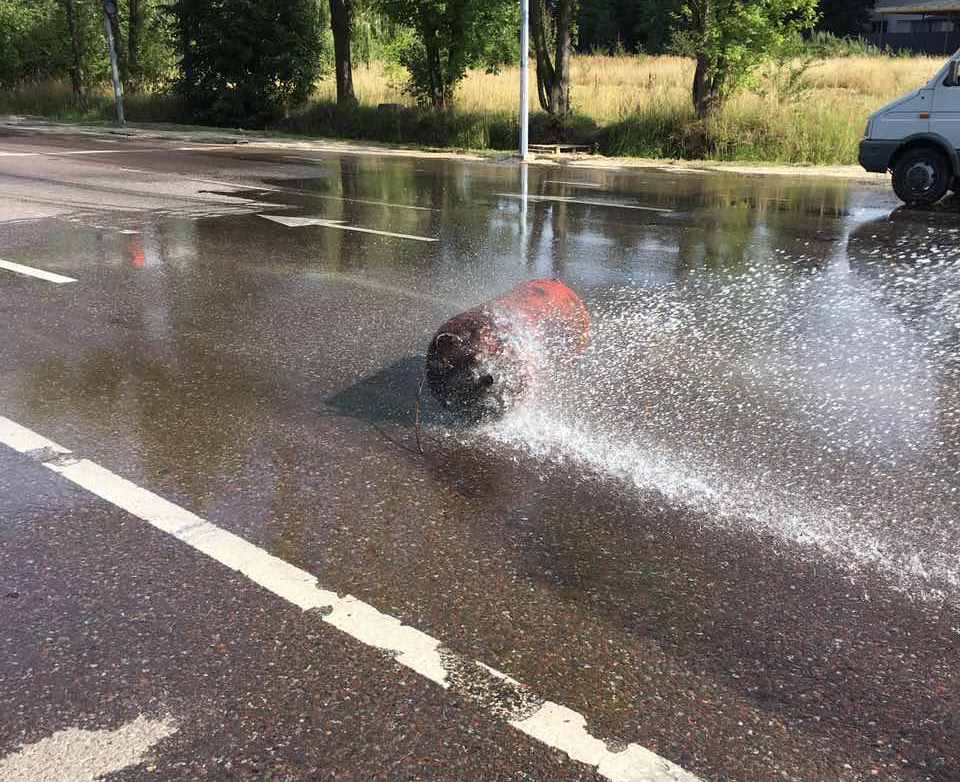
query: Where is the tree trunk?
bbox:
[328,0,356,106]
[103,0,125,83]
[689,0,722,119]
[102,0,125,124]
[128,0,141,91]
[692,55,722,119]
[60,0,87,112]
[422,24,445,111]
[529,0,554,113]
[549,0,573,118]
[530,0,575,122]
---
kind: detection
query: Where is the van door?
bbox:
[931,60,960,149]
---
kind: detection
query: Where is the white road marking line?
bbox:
[0,148,156,158]
[545,180,605,189]
[258,214,438,242]
[0,258,76,284]
[496,193,672,213]
[0,144,242,159]
[0,417,70,455]
[0,414,700,782]
[0,715,177,782]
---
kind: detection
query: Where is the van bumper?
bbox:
[859,140,898,173]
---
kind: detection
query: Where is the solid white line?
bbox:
[0,415,700,782]
[497,193,672,213]
[0,258,76,284]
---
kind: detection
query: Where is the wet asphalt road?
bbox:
[1,131,959,781]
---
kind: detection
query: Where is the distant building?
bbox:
[868,1,960,54]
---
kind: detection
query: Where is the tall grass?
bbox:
[0,54,944,164]
[303,54,941,164]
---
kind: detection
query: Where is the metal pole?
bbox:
[102,0,125,126]
[520,153,528,241]
[519,0,530,161]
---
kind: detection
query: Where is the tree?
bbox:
[530,0,577,121]
[59,0,88,110]
[170,0,324,127]
[128,0,142,88]
[673,0,819,119]
[329,0,356,105]
[379,0,517,111]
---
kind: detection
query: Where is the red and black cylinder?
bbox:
[425,279,590,416]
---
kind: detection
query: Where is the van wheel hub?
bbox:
[905,161,937,194]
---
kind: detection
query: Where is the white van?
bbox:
[860,53,960,206]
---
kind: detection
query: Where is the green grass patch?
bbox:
[0,74,872,166]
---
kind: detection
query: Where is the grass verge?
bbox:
[0,53,944,165]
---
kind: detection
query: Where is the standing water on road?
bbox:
[477,188,960,601]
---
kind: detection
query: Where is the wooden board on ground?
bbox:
[529,143,592,155]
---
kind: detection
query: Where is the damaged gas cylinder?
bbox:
[425,279,590,416]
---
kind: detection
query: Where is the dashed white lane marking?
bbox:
[0,258,76,284]
[0,415,700,782]
[497,193,672,213]
[545,180,605,189]
[0,715,177,782]
[0,417,70,454]
[258,214,438,242]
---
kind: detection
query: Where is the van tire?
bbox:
[892,146,951,206]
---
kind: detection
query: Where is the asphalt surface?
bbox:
[1,130,959,781]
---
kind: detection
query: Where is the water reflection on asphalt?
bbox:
[5,155,958,601]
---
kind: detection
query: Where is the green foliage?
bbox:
[756,30,818,105]
[378,0,518,109]
[804,30,888,59]
[128,0,179,89]
[0,0,68,87]
[351,1,404,65]
[170,0,325,127]
[672,0,820,116]
[0,0,175,94]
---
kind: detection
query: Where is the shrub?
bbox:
[169,0,324,127]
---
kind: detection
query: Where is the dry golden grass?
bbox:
[306,53,944,163]
[4,54,946,164]
[317,53,941,118]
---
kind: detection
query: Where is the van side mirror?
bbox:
[949,60,960,86]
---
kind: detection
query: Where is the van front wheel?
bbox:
[892,147,951,206]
